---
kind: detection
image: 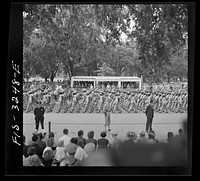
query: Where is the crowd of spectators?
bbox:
[23,125,187,167]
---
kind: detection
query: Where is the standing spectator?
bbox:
[54,139,67,166]
[30,134,45,159]
[137,130,148,144]
[34,101,45,132]
[109,131,122,148]
[77,130,86,149]
[23,146,43,166]
[58,128,71,147]
[23,135,29,158]
[97,131,109,149]
[145,99,154,133]
[85,131,97,148]
[123,131,138,145]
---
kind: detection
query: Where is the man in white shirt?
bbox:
[58,128,71,147]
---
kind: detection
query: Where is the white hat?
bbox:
[84,143,95,153]
[139,130,145,136]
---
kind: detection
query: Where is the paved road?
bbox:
[23,112,187,144]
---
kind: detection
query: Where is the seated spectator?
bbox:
[123,131,137,144]
[77,130,86,149]
[23,135,29,158]
[175,128,184,139]
[37,132,46,150]
[30,134,45,159]
[147,131,159,144]
[109,131,122,148]
[58,128,71,147]
[97,131,109,149]
[54,139,67,166]
[137,130,148,144]
[42,149,55,167]
[48,131,57,149]
[85,131,97,148]
[61,137,80,166]
[178,128,184,136]
[42,138,54,158]
[23,146,43,166]
[74,140,88,161]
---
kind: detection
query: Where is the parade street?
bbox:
[23,112,187,144]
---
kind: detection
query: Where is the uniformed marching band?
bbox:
[23,81,188,114]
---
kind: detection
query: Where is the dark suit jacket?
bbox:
[34,107,45,118]
[145,104,154,120]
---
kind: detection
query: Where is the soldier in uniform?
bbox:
[176,93,183,113]
[128,93,138,113]
[70,91,80,113]
[25,93,35,113]
[34,101,45,132]
[97,92,104,113]
[83,91,92,113]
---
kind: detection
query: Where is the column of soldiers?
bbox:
[23,81,188,114]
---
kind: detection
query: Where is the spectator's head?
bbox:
[78,130,84,137]
[29,154,42,166]
[139,131,146,137]
[167,132,174,140]
[66,142,77,155]
[27,146,36,156]
[38,132,44,140]
[87,131,94,139]
[178,129,183,135]
[48,132,55,139]
[70,137,78,145]
[100,131,107,138]
[46,138,54,147]
[57,139,64,147]
[63,128,69,135]
[127,131,137,140]
[43,150,54,162]
[32,135,39,142]
[148,131,156,139]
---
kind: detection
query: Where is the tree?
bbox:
[94,63,116,76]
[126,4,188,83]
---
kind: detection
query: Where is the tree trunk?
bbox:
[50,70,57,82]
